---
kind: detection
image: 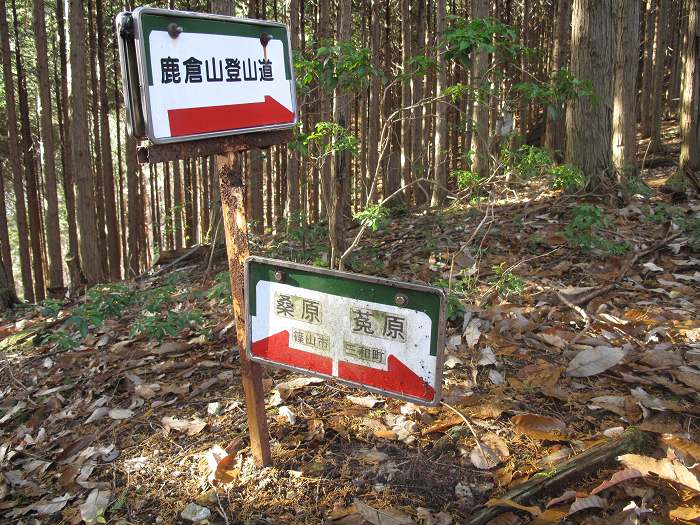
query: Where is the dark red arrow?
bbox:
[339,355,435,401]
[251,331,332,376]
[168,95,294,137]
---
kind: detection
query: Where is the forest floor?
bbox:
[1,122,700,525]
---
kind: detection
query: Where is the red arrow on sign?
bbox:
[251,331,332,376]
[168,96,294,137]
[339,356,435,401]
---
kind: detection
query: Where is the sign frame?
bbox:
[244,256,447,406]
[128,7,299,145]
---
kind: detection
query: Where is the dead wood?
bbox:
[466,429,653,525]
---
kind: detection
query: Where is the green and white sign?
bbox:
[119,7,297,144]
[245,257,447,406]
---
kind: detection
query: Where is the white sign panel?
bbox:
[129,8,297,143]
[246,258,446,406]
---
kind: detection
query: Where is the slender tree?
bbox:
[612,0,640,177]
[0,0,28,300]
[68,0,103,285]
[32,0,64,298]
[96,0,121,279]
[544,0,572,156]
[432,0,448,205]
[13,0,45,301]
[566,0,614,189]
[57,0,83,291]
[649,0,670,152]
[471,0,491,178]
[679,0,700,189]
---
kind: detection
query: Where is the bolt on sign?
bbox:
[115,7,297,144]
[246,257,447,406]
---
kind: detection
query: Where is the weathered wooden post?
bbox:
[217,151,271,466]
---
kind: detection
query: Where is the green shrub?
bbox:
[549,164,585,192]
[563,204,629,255]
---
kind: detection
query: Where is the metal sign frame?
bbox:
[244,256,447,406]
[126,7,298,144]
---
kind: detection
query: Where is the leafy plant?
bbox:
[621,176,652,198]
[354,204,390,232]
[39,298,62,318]
[503,145,554,180]
[129,309,204,340]
[563,204,629,255]
[454,169,482,192]
[491,262,524,299]
[207,271,232,303]
[549,164,585,192]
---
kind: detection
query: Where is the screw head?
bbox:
[394,294,408,307]
[274,271,284,282]
[167,22,183,38]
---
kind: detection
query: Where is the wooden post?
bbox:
[217,151,272,467]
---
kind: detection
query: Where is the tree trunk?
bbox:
[471,0,491,178]
[431,0,448,205]
[173,160,184,249]
[679,0,700,182]
[285,0,301,229]
[640,0,656,135]
[0,164,15,298]
[126,137,140,276]
[367,0,382,204]
[544,0,572,156]
[330,0,352,266]
[32,0,64,298]
[612,0,640,177]
[57,0,83,292]
[164,163,173,250]
[96,0,121,280]
[0,0,28,300]
[13,0,45,301]
[649,0,670,152]
[87,0,108,275]
[565,0,614,189]
[401,0,413,200]
[68,0,104,285]
[412,0,428,205]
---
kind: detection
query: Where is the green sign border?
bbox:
[139,13,292,86]
[248,259,443,357]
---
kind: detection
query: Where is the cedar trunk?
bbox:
[566,0,614,189]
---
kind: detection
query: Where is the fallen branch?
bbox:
[556,230,682,307]
[466,428,653,525]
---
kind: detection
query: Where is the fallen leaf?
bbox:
[529,509,567,525]
[34,494,72,515]
[470,442,501,470]
[546,491,578,508]
[590,468,643,494]
[161,416,206,436]
[565,346,625,377]
[567,495,606,515]
[354,499,413,525]
[485,511,521,525]
[108,408,134,420]
[85,407,110,424]
[278,405,297,424]
[486,498,541,516]
[181,502,211,522]
[511,414,568,441]
[80,488,111,524]
[670,505,700,523]
[155,341,190,355]
[347,395,382,408]
[662,434,700,462]
[619,453,700,492]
